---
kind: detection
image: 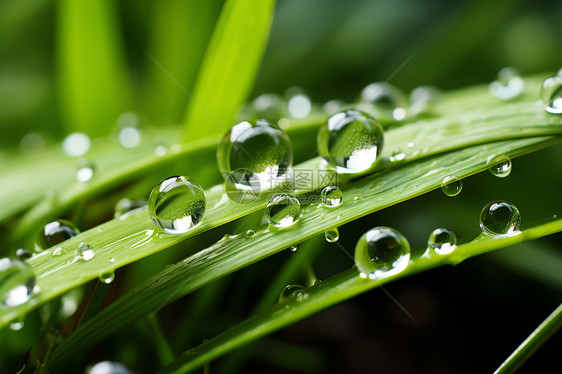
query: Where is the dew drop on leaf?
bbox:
[441,176,462,197]
[279,284,308,302]
[428,228,457,255]
[76,158,95,182]
[480,201,521,237]
[320,185,343,207]
[325,228,340,243]
[0,258,36,307]
[489,67,524,101]
[148,176,206,234]
[317,109,384,174]
[35,219,80,252]
[266,193,301,228]
[99,271,115,284]
[541,75,562,114]
[76,242,95,261]
[487,155,512,178]
[354,226,410,279]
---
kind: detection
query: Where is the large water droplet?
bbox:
[266,193,301,228]
[86,361,133,374]
[321,186,343,207]
[0,258,36,307]
[148,176,206,234]
[325,228,340,243]
[76,159,95,182]
[480,201,521,237]
[244,229,256,239]
[62,132,90,157]
[489,67,524,100]
[114,198,147,218]
[317,109,384,174]
[279,284,308,302]
[487,155,512,178]
[541,75,562,114]
[441,176,462,197]
[428,228,457,255]
[217,119,293,193]
[99,271,115,284]
[354,227,410,279]
[76,242,95,261]
[35,219,80,251]
[360,82,408,121]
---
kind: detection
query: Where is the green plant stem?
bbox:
[494,302,562,374]
[139,314,176,366]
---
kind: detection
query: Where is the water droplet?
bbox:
[0,258,36,307]
[52,247,64,256]
[320,186,343,207]
[114,198,147,218]
[244,229,256,238]
[35,219,80,251]
[10,318,24,331]
[390,149,405,162]
[290,246,297,252]
[489,67,524,100]
[148,176,206,234]
[76,159,95,182]
[541,75,562,114]
[76,242,94,261]
[62,132,90,157]
[428,228,457,255]
[154,145,167,157]
[325,228,340,243]
[317,109,384,174]
[441,176,462,197]
[118,126,141,148]
[15,248,31,260]
[218,119,293,193]
[287,88,312,119]
[354,227,410,279]
[266,193,301,228]
[480,201,521,237]
[279,284,308,302]
[361,82,409,121]
[487,155,512,178]
[99,272,115,284]
[409,85,440,118]
[277,118,290,130]
[86,361,133,374]
[109,257,115,263]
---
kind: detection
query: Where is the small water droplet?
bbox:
[487,155,512,178]
[428,228,457,255]
[320,186,343,207]
[325,228,340,243]
[148,176,206,234]
[541,75,562,114]
[218,119,293,193]
[279,284,308,302]
[9,318,24,331]
[114,198,147,218]
[76,242,94,261]
[52,247,64,256]
[15,248,31,260]
[118,126,141,148]
[354,227,410,279]
[441,176,462,197]
[62,132,91,157]
[480,201,521,237]
[290,246,297,252]
[86,361,133,374]
[277,118,290,130]
[489,67,524,100]
[244,229,256,238]
[287,88,312,119]
[0,258,36,307]
[35,219,80,251]
[390,149,405,162]
[109,257,115,263]
[76,158,95,182]
[317,110,384,174]
[360,82,409,121]
[266,193,301,228]
[99,271,115,284]
[154,145,167,157]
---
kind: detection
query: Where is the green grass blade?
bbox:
[181,0,276,140]
[45,135,559,370]
[493,302,562,374]
[144,0,222,123]
[57,0,131,136]
[158,220,562,374]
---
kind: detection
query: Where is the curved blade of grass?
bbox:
[158,218,562,374]
[494,302,562,374]
[45,135,560,370]
[144,0,222,123]
[181,0,276,140]
[57,0,130,136]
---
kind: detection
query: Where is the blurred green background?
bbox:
[0,0,561,373]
